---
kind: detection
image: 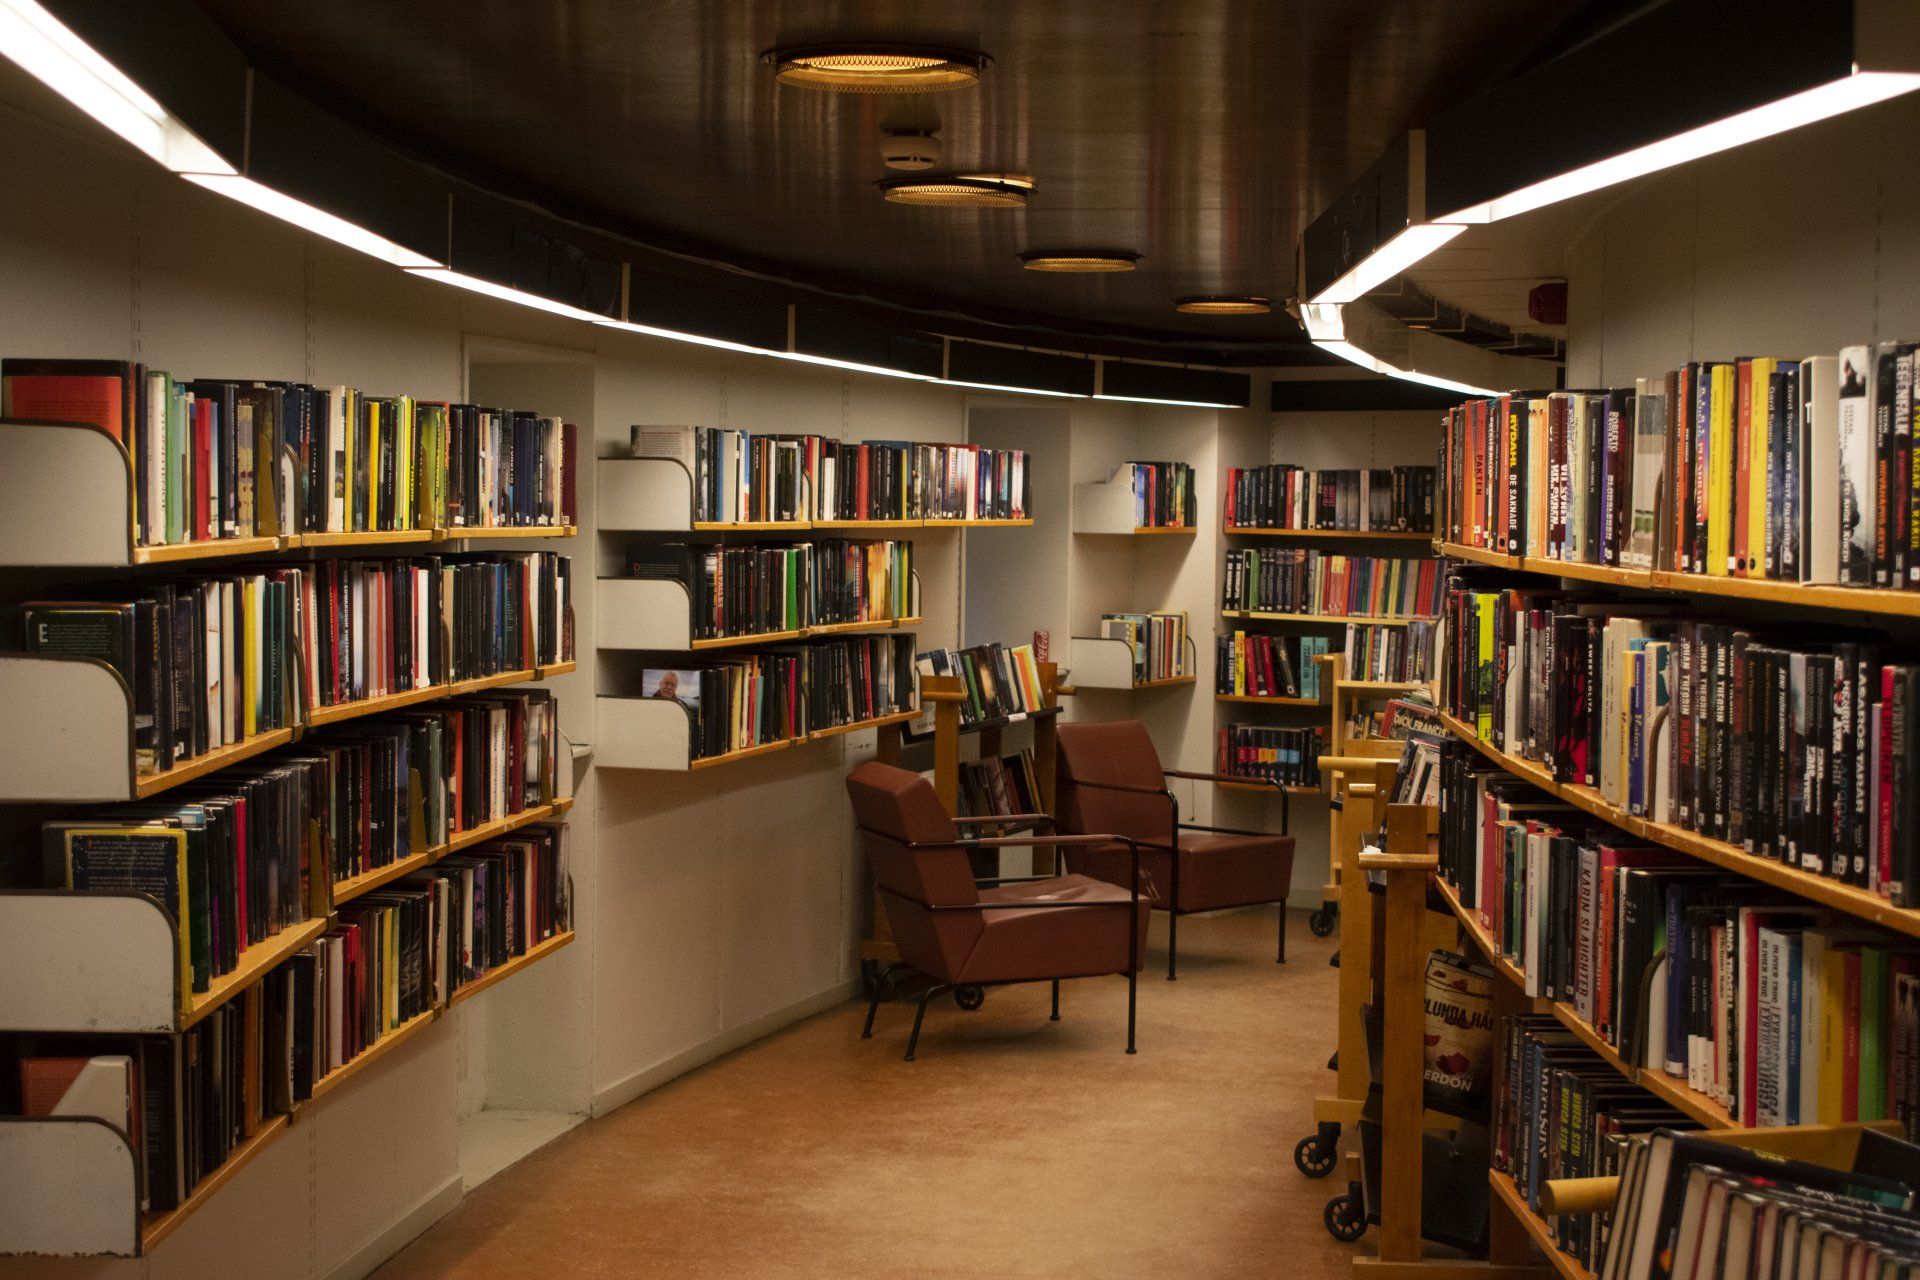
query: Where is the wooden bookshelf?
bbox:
[437,524,577,540]
[1435,709,1920,940]
[804,615,923,636]
[306,667,540,726]
[140,1113,292,1252]
[808,707,921,741]
[1431,875,1537,999]
[1132,673,1197,689]
[132,534,285,564]
[184,916,332,1030]
[134,726,298,798]
[1215,693,1321,707]
[447,930,575,1007]
[1220,609,1432,627]
[307,1008,440,1103]
[1225,526,1434,542]
[1124,525,1196,535]
[299,528,436,548]
[537,659,577,678]
[331,800,571,906]
[688,627,806,651]
[810,518,920,530]
[685,737,797,770]
[1439,539,1920,621]
[1215,779,1318,795]
[330,851,435,905]
[930,517,1033,527]
[1489,1170,1592,1280]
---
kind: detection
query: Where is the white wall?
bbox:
[0,88,989,1280]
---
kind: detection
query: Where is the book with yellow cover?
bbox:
[56,823,194,1006]
[1707,363,1736,576]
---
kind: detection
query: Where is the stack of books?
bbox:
[0,357,577,546]
[1120,460,1196,528]
[1215,723,1324,789]
[1438,343,1920,587]
[1223,549,1442,617]
[1099,611,1189,683]
[631,425,1032,524]
[1225,463,1436,531]
[911,641,1049,731]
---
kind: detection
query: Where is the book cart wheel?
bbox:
[1323,1183,1366,1242]
[952,984,986,1011]
[1308,903,1337,937]
[1293,1122,1339,1177]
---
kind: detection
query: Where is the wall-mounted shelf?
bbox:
[1066,633,1197,690]
[595,574,920,652]
[448,931,576,1007]
[596,696,920,771]
[0,655,567,803]
[1438,539,1920,621]
[601,457,1028,533]
[1219,609,1432,627]
[1216,780,1319,795]
[1071,464,1195,536]
[330,799,572,907]
[0,892,329,1034]
[439,525,577,540]
[1214,693,1322,707]
[1225,525,1433,541]
[0,1116,142,1257]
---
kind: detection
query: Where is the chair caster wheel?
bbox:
[1309,904,1338,937]
[953,984,985,1011]
[1293,1123,1339,1178]
[1324,1191,1367,1242]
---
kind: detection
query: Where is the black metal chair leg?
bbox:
[1125,967,1137,1054]
[904,984,949,1061]
[1050,979,1060,1021]
[1167,911,1178,981]
[1277,902,1288,964]
[861,986,883,1039]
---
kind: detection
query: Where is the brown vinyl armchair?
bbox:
[1054,720,1296,980]
[845,761,1150,1060]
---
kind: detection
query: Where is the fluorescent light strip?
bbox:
[943,378,1083,398]
[1094,393,1242,409]
[407,267,606,321]
[1310,223,1466,304]
[1313,337,1496,397]
[0,0,231,174]
[1439,71,1920,224]
[594,317,771,357]
[771,350,936,382]
[186,174,437,267]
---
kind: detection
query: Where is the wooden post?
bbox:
[1358,805,1437,1265]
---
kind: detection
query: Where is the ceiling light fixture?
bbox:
[1174,296,1271,316]
[1310,223,1465,305]
[187,174,438,268]
[0,0,232,174]
[878,175,1032,208]
[1018,250,1138,273]
[879,131,941,171]
[765,44,988,94]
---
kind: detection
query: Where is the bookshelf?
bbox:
[595,696,920,771]
[1071,463,1197,536]
[1226,526,1432,543]
[594,574,922,651]
[1065,632,1197,690]
[1215,693,1321,707]
[1220,609,1432,627]
[599,456,1031,533]
[0,417,580,566]
[1435,708,1920,940]
[331,799,575,906]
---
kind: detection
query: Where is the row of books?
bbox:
[1099,611,1190,683]
[1345,618,1439,684]
[1441,581,1920,903]
[1215,723,1324,789]
[909,641,1050,733]
[1438,344,1920,589]
[44,687,563,996]
[1119,460,1196,528]
[6,825,571,1216]
[19,552,574,777]
[1441,740,1920,1134]
[631,425,1032,524]
[1495,1015,1692,1270]
[1222,549,1443,618]
[1596,1127,1920,1280]
[954,748,1045,828]
[642,633,916,759]
[625,538,917,639]
[0,358,577,546]
[1224,464,1437,532]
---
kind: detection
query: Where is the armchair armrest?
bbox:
[1162,769,1291,835]
[1064,777,1172,797]
[952,812,1054,828]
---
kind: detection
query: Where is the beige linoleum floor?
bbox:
[373,908,1360,1280]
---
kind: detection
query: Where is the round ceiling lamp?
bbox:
[764,44,989,93]
[878,175,1033,208]
[1174,295,1273,315]
[880,131,942,171]
[1018,250,1139,273]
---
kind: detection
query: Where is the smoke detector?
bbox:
[880,131,942,171]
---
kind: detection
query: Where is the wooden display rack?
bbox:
[856,662,1070,969]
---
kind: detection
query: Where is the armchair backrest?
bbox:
[1055,720,1173,845]
[844,761,982,980]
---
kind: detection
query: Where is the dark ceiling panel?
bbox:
[189,0,1615,355]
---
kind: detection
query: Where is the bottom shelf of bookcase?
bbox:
[141,1114,292,1253]
[448,931,576,1008]
[307,1008,441,1104]
[1489,1170,1593,1280]
[1214,779,1321,796]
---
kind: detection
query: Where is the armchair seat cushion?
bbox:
[1062,834,1292,913]
[959,875,1149,983]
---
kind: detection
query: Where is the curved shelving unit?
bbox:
[1225,525,1433,542]
[1071,464,1196,536]
[1066,633,1197,690]
[1219,609,1433,627]
[0,1117,141,1257]
[601,456,1027,533]
[595,696,920,770]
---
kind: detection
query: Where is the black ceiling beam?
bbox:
[1269,379,1466,413]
